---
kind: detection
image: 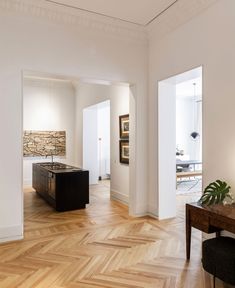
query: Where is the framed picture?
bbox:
[119,114,129,139]
[119,140,129,164]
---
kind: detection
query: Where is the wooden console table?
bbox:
[186,202,235,260]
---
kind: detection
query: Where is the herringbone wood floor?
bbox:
[0,181,229,287]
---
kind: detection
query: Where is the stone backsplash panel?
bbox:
[23,131,66,157]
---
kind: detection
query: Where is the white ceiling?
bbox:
[161,67,202,98]
[176,78,202,98]
[45,0,177,25]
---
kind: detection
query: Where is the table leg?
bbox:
[186,206,191,260]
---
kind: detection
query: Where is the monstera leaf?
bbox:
[198,180,232,206]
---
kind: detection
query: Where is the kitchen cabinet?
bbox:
[32,162,89,211]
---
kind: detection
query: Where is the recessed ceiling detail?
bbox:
[45,0,178,26]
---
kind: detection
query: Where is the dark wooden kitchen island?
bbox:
[33,162,89,212]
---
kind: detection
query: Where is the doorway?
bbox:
[22,72,133,221]
[176,77,202,195]
[83,100,110,185]
[79,81,130,205]
[158,66,203,219]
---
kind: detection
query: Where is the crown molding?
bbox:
[0,0,218,43]
[0,0,148,42]
[23,76,74,89]
[147,0,218,39]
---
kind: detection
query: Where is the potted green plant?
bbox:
[198,179,232,206]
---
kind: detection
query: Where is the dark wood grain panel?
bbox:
[33,163,89,211]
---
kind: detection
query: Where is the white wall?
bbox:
[97,101,110,177]
[176,96,195,159]
[83,100,110,185]
[158,80,176,219]
[148,0,235,217]
[176,77,202,161]
[76,82,129,204]
[0,1,147,242]
[75,83,111,167]
[176,96,202,161]
[83,105,99,185]
[110,87,130,204]
[23,77,76,186]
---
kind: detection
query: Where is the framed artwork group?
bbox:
[119,114,129,165]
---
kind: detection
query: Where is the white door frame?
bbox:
[157,66,203,219]
[21,72,137,237]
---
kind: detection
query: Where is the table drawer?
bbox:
[190,210,210,233]
[210,218,235,234]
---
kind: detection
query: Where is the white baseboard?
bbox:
[101,175,110,180]
[110,189,129,205]
[147,204,158,219]
[0,225,23,243]
[129,204,158,218]
[128,210,158,219]
[146,212,159,219]
[128,202,148,217]
[0,235,23,243]
[129,210,158,219]
[23,178,32,186]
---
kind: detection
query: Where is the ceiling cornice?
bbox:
[0,0,218,42]
[44,0,179,27]
[0,0,148,42]
[147,0,218,39]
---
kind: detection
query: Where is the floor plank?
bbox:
[0,181,226,287]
